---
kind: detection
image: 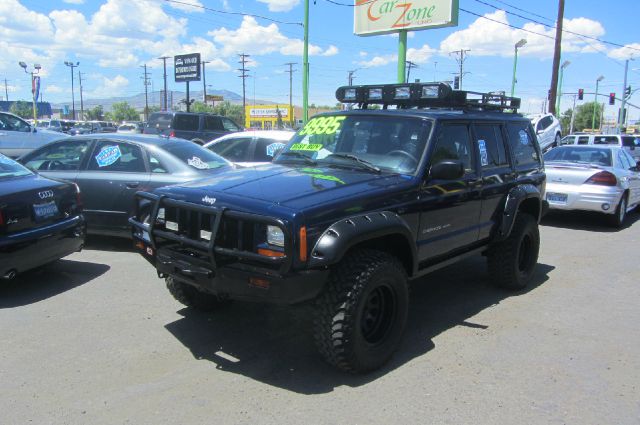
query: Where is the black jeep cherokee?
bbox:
[130,83,546,373]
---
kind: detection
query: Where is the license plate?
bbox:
[547,192,568,203]
[33,201,59,221]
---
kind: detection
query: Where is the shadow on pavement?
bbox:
[84,235,136,253]
[0,259,110,308]
[165,256,554,394]
[541,209,639,232]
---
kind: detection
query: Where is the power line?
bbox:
[450,49,470,89]
[161,0,302,26]
[489,0,554,23]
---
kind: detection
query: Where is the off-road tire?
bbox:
[166,276,230,312]
[607,195,627,228]
[313,249,409,373]
[487,213,539,290]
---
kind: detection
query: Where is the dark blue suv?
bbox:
[131,83,546,373]
[143,112,241,144]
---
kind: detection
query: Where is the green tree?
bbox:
[212,101,244,126]
[558,102,603,134]
[191,101,215,113]
[109,101,140,122]
[84,105,104,120]
[9,101,33,119]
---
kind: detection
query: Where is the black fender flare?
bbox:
[308,211,417,275]
[497,184,542,241]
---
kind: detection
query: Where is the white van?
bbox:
[561,133,640,161]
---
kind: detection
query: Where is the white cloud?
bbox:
[256,0,300,12]
[439,10,606,59]
[322,45,339,57]
[359,51,368,57]
[166,0,204,13]
[407,44,436,64]
[62,0,85,4]
[357,54,397,68]
[89,74,129,97]
[45,85,64,94]
[210,16,334,57]
[608,43,640,60]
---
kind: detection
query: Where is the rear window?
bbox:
[593,136,618,145]
[163,142,231,171]
[506,121,539,166]
[0,153,32,179]
[147,113,173,130]
[544,147,612,166]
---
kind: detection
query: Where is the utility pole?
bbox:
[285,63,297,127]
[202,60,209,103]
[450,49,470,89]
[619,58,631,132]
[303,0,309,122]
[141,64,151,121]
[406,61,418,82]
[64,61,79,119]
[78,71,85,120]
[3,79,8,101]
[548,0,565,115]
[238,53,250,126]
[158,56,169,111]
[569,94,577,134]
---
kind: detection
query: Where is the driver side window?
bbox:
[24,140,92,171]
[431,124,474,174]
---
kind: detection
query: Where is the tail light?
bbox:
[73,183,83,209]
[584,171,617,186]
[0,209,4,226]
[169,130,175,137]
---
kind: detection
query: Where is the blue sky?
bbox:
[1,0,638,122]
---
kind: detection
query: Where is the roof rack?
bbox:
[335,82,521,113]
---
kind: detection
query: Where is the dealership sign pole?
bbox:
[174,53,201,113]
[354,0,459,84]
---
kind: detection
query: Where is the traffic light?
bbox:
[548,90,551,100]
[609,93,616,105]
[625,86,631,97]
[454,76,460,90]
[578,88,584,100]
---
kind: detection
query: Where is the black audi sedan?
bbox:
[19,134,232,237]
[0,153,85,280]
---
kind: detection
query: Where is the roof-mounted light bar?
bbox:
[335,82,520,112]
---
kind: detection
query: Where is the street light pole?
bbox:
[618,58,632,132]
[592,75,604,130]
[64,61,79,120]
[202,61,209,103]
[18,62,41,124]
[511,39,527,97]
[556,60,570,114]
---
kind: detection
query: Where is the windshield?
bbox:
[274,114,431,174]
[544,146,612,167]
[0,153,33,179]
[163,142,231,171]
[74,122,91,129]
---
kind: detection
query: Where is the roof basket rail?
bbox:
[335,82,521,113]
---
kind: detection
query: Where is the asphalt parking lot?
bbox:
[1,212,639,425]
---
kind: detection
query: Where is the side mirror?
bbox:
[429,160,465,180]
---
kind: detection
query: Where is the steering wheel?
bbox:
[45,160,65,171]
[387,150,418,166]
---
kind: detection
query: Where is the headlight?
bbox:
[266,225,284,247]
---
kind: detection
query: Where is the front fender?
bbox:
[497,184,541,241]
[308,211,417,274]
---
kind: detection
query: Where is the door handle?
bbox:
[126,182,140,189]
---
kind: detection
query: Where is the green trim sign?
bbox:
[354,0,458,36]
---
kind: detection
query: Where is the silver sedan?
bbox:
[543,145,640,227]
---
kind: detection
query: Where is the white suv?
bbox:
[561,133,640,162]
[529,113,562,152]
[0,112,65,158]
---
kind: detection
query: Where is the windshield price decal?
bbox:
[298,116,346,135]
[290,143,323,152]
[187,156,209,169]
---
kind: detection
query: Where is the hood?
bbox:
[154,163,413,211]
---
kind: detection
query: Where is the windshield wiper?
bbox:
[326,153,381,173]
[277,151,317,165]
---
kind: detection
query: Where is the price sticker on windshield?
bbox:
[290,143,323,152]
[299,116,346,136]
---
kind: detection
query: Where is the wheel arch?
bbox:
[308,212,417,277]
[496,184,542,242]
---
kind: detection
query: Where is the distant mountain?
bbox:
[50,88,261,111]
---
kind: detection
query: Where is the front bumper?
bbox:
[0,215,86,276]
[545,183,623,214]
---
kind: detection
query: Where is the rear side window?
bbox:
[507,122,539,166]
[173,114,200,131]
[577,136,589,145]
[88,141,146,172]
[147,113,173,130]
[163,142,230,170]
[593,136,618,145]
[474,124,508,168]
[208,137,252,162]
[560,136,575,145]
[622,136,637,147]
[204,115,223,131]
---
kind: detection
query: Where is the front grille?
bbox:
[131,193,292,273]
